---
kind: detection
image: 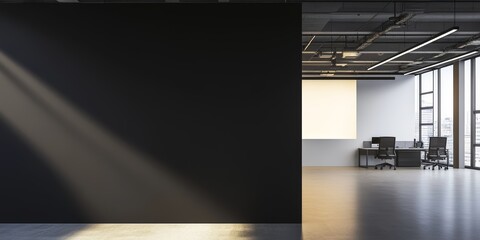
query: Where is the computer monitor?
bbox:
[371,137,380,148]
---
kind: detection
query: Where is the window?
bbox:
[416,57,480,169]
[440,66,454,163]
[415,76,419,141]
[465,60,471,167]
[464,57,479,168]
[474,57,480,167]
[417,67,453,163]
[419,72,436,149]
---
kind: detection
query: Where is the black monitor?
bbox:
[372,137,380,144]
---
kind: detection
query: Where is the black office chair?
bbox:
[374,137,396,170]
[423,137,449,170]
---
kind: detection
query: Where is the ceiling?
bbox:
[6,0,480,76]
[302,1,480,76]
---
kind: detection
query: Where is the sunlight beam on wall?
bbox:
[0,50,229,221]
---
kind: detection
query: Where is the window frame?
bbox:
[469,58,480,169]
[415,56,480,169]
[418,67,454,165]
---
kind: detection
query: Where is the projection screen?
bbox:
[302,80,357,139]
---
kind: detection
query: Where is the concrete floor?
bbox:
[1,167,479,239]
[303,167,480,240]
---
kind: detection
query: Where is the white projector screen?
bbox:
[302,80,357,139]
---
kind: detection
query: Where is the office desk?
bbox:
[358,148,428,168]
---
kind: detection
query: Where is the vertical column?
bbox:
[454,61,465,168]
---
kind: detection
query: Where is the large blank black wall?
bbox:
[0,4,300,223]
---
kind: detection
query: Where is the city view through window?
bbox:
[416,57,480,168]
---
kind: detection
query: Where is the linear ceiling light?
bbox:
[302,77,395,80]
[404,50,478,75]
[303,35,316,52]
[368,27,459,71]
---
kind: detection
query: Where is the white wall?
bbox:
[302,75,415,166]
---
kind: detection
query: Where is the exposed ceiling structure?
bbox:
[303,1,480,76]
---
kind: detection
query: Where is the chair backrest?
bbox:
[428,137,447,157]
[377,137,396,157]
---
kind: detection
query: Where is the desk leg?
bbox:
[358,151,361,167]
[366,150,369,169]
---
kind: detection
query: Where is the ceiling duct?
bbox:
[432,33,480,59]
[356,13,414,51]
[456,34,480,49]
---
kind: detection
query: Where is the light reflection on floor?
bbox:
[302,167,358,240]
[302,167,480,240]
[0,224,301,240]
[5,167,480,240]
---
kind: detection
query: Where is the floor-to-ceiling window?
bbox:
[415,75,420,141]
[474,57,480,168]
[415,57,480,168]
[465,59,471,167]
[417,67,453,163]
[419,71,436,149]
[440,66,454,162]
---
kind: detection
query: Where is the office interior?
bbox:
[302,1,480,240]
[0,1,479,240]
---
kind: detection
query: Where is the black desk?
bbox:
[358,148,428,168]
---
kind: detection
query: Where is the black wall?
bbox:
[0,4,301,223]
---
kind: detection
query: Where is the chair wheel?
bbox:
[445,167,448,170]
[374,166,377,169]
[423,166,426,170]
[389,166,392,169]
[380,167,383,170]
[394,167,396,170]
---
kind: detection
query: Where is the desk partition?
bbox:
[358,141,428,168]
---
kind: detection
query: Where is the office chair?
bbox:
[423,137,449,170]
[374,137,396,170]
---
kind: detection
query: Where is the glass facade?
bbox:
[421,109,434,123]
[416,65,455,163]
[440,66,454,163]
[415,56,480,168]
[476,58,480,167]
[421,72,434,92]
[415,76,420,143]
[421,93,433,107]
[418,69,441,154]
[465,60,471,167]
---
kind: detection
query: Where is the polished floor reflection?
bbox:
[3,167,480,239]
[0,224,301,240]
[303,167,480,240]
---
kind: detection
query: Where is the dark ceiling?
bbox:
[303,1,480,76]
[3,0,478,76]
